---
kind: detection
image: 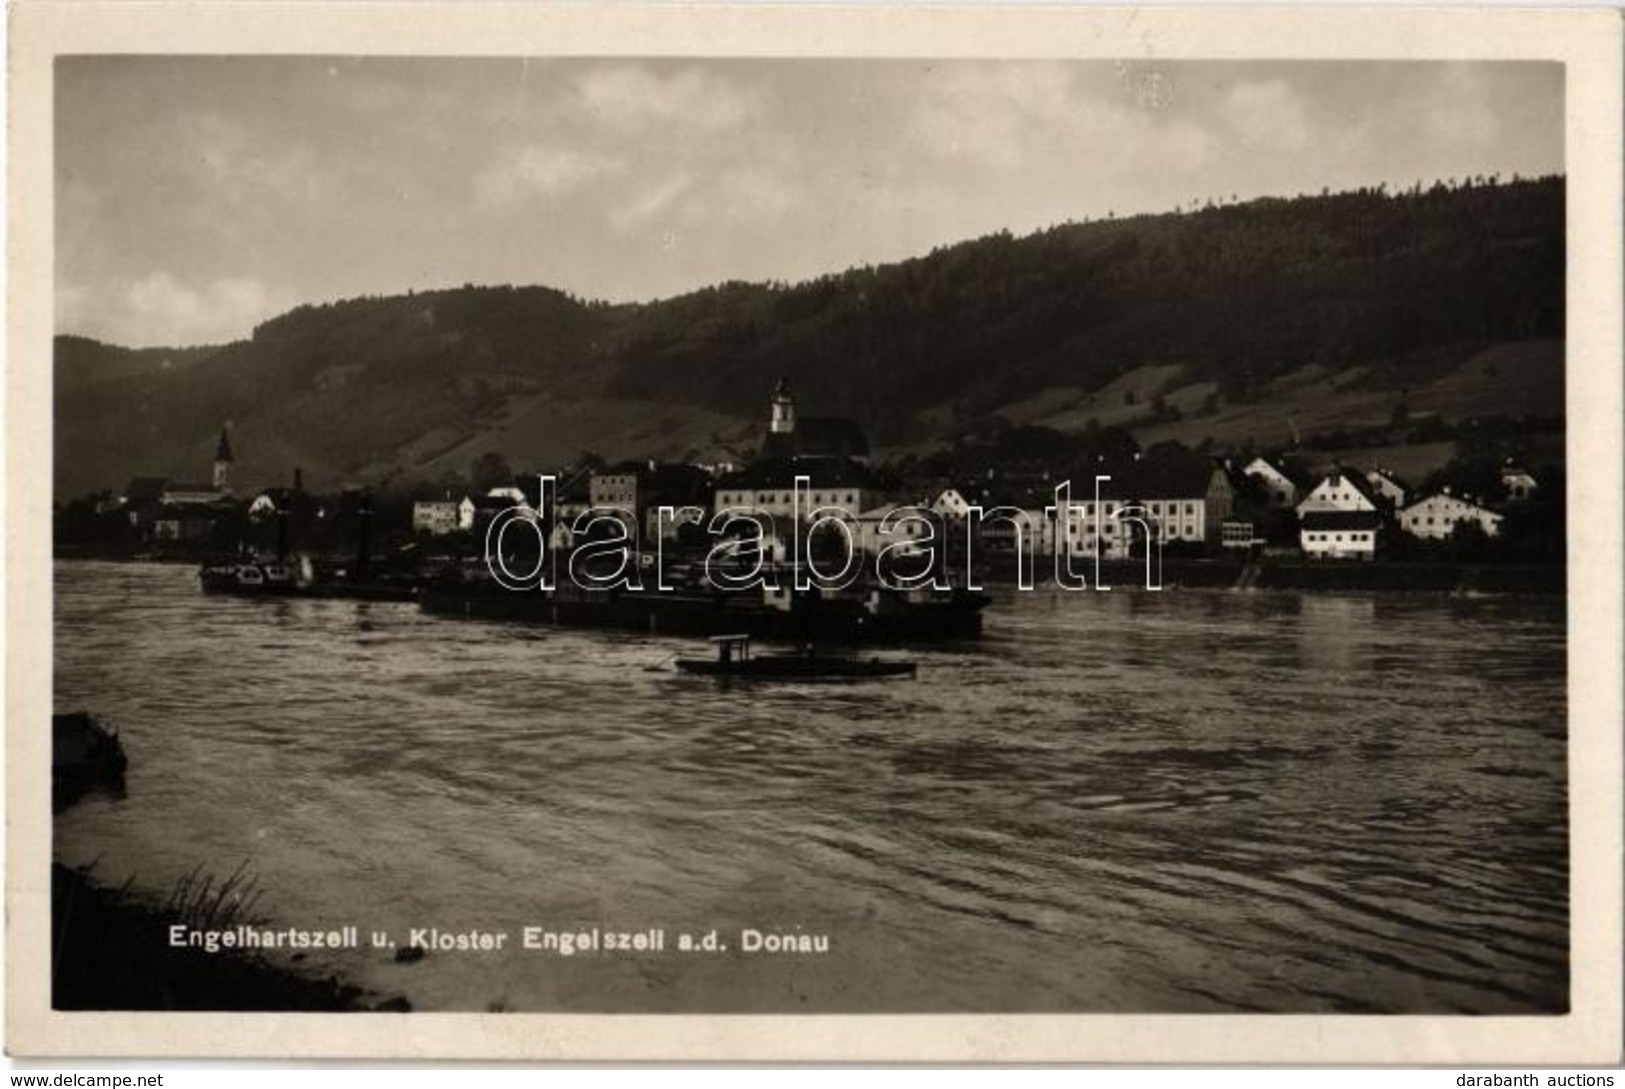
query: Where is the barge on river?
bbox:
[198,558,420,602]
[419,568,988,642]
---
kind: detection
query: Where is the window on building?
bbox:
[1185,503,1196,515]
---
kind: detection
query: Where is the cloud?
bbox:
[56,281,91,333]
[113,271,292,346]
[575,65,760,131]
[609,174,694,232]
[911,63,1078,168]
[1419,66,1500,149]
[54,59,1564,332]
[1221,80,1311,152]
[187,112,328,205]
[715,166,797,221]
[474,146,623,208]
[906,62,1219,189]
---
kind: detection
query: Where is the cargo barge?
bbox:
[198,559,420,602]
[419,571,988,642]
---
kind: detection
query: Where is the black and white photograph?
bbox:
[9,1,1622,1065]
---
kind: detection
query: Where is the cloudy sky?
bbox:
[56,57,1563,347]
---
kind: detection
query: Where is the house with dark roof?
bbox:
[1243,455,1313,509]
[582,460,715,545]
[119,476,171,531]
[1500,461,1539,502]
[929,477,1058,557]
[706,379,879,525]
[1364,468,1410,510]
[714,456,879,523]
[106,427,242,546]
[161,481,230,506]
[150,477,237,542]
[122,476,169,509]
[1058,453,1236,560]
[759,418,869,462]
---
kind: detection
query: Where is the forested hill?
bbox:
[612,176,1562,431]
[55,176,1563,499]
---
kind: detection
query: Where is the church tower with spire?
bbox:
[213,426,234,492]
[769,376,797,435]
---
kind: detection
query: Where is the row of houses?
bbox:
[1243,456,1538,561]
[415,380,1240,563]
[406,381,1542,565]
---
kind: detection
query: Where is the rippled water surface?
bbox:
[53,561,1568,1012]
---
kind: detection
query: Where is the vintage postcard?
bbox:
[7,1,1622,1064]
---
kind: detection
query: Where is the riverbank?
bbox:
[57,550,1567,595]
[51,863,409,1011]
[1250,560,1564,593]
[976,555,1565,593]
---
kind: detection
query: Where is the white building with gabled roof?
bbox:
[1399,491,1504,540]
[1365,468,1409,509]
[1243,456,1308,509]
[1296,468,1380,515]
[1500,463,1539,502]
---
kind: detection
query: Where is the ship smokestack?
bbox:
[355,491,372,574]
[275,495,290,560]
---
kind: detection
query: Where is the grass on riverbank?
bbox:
[51,862,409,1011]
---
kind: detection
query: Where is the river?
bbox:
[52,560,1568,1013]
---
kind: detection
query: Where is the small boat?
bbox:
[199,561,298,595]
[675,634,916,680]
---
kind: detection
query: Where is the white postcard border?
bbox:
[7,1,1621,1063]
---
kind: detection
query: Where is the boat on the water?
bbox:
[675,634,916,680]
[198,558,419,602]
[420,562,988,643]
[197,488,418,602]
[198,560,300,595]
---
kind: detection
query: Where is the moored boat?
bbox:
[199,561,300,595]
[198,558,419,601]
